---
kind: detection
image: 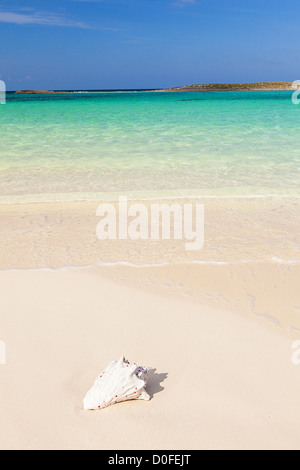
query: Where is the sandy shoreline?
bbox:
[1,198,299,334]
[1,197,299,268]
[0,198,299,449]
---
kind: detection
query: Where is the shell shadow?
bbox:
[146,369,168,399]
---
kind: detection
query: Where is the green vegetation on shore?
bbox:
[160,82,294,91]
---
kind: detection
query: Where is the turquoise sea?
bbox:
[0,90,299,203]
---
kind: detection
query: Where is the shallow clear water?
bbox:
[0,91,299,202]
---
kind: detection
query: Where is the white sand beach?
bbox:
[0,266,299,450]
[2,0,300,452]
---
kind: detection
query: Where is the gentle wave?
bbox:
[0,193,299,205]
[1,257,299,273]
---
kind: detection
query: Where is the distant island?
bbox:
[14,82,299,94]
[156,82,297,92]
[14,90,66,94]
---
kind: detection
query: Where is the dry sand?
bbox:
[0,267,299,450]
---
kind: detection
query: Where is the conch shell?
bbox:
[83,356,151,410]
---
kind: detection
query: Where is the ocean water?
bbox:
[0,90,299,203]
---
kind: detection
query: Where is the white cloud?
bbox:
[0,10,89,28]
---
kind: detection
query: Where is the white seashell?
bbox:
[83,356,152,410]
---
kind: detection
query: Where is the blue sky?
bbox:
[1,0,300,90]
